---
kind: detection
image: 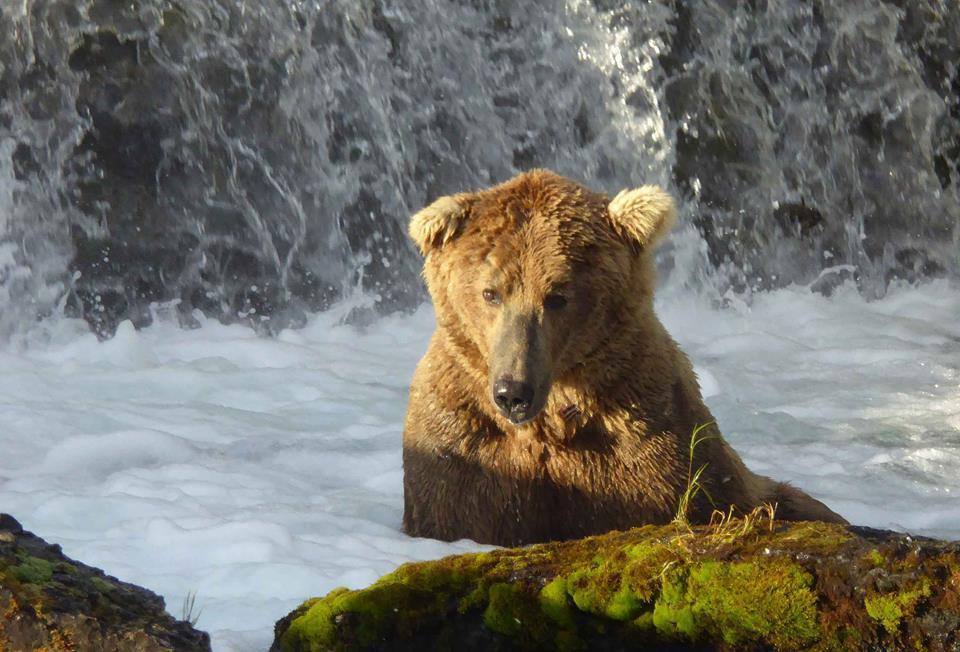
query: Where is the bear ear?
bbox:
[409,193,476,255]
[606,185,677,250]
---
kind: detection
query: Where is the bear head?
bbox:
[409,169,676,426]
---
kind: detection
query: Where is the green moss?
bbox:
[485,581,561,645]
[865,580,932,636]
[538,577,575,629]
[603,584,647,621]
[55,561,78,574]
[631,611,655,631]
[458,584,487,614]
[482,583,523,636]
[567,542,677,622]
[771,521,854,555]
[274,519,960,651]
[864,548,885,568]
[538,577,588,650]
[10,556,54,584]
[565,563,615,617]
[90,576,116,594]
[620,542,675,603]
[278,588,352,650]
[865,595,902,635]
[279,582,452,651]
[391,553,493,593]
[278,552,510,651]
[652,569,699,639]
[653,561,819,648]
[562,541,673,622]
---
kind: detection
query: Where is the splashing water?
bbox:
[1,0,956,337]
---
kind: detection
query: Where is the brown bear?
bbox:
[402,169,845,546]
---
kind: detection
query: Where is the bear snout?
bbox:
[492,377,535,423]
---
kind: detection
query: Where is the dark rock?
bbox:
[889,247,947,284]
[773,200,825,237]
[0,514,210,652]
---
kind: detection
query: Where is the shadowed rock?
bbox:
[0,514,210,652]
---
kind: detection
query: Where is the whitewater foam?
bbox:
[0,281,957,649]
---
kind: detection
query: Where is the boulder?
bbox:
[0,514,210,652]
[273,514,960,651]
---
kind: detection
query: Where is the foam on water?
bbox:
[1,282,958,649]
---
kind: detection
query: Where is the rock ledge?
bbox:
[273,517,960,651]
[0,514,210,652]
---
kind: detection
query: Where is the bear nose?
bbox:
[492,378,534,420]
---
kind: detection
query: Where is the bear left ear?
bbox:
[409,193,476,255]
[606,185,677,250]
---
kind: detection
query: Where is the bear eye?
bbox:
[482,288,502,305]
[544,294,568,310]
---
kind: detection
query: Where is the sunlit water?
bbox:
[0,280,957,650]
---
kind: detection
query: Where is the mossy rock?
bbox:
[272,519,960,651]
[0,514,210,652]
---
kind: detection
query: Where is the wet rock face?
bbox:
[0,514,210,652]
[0,1,957,337]
[663,1,959,298]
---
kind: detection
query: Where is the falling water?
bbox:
[0,0,957,338]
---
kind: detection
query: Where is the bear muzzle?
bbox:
[492,377,537,424]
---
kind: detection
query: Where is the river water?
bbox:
[0,1,958,649]
[0,279,958,649]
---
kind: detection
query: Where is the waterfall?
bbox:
[1,0,957,338]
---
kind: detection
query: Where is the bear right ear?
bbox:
[409,193,475,255]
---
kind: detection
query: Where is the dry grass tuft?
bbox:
[672,421,716,532]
